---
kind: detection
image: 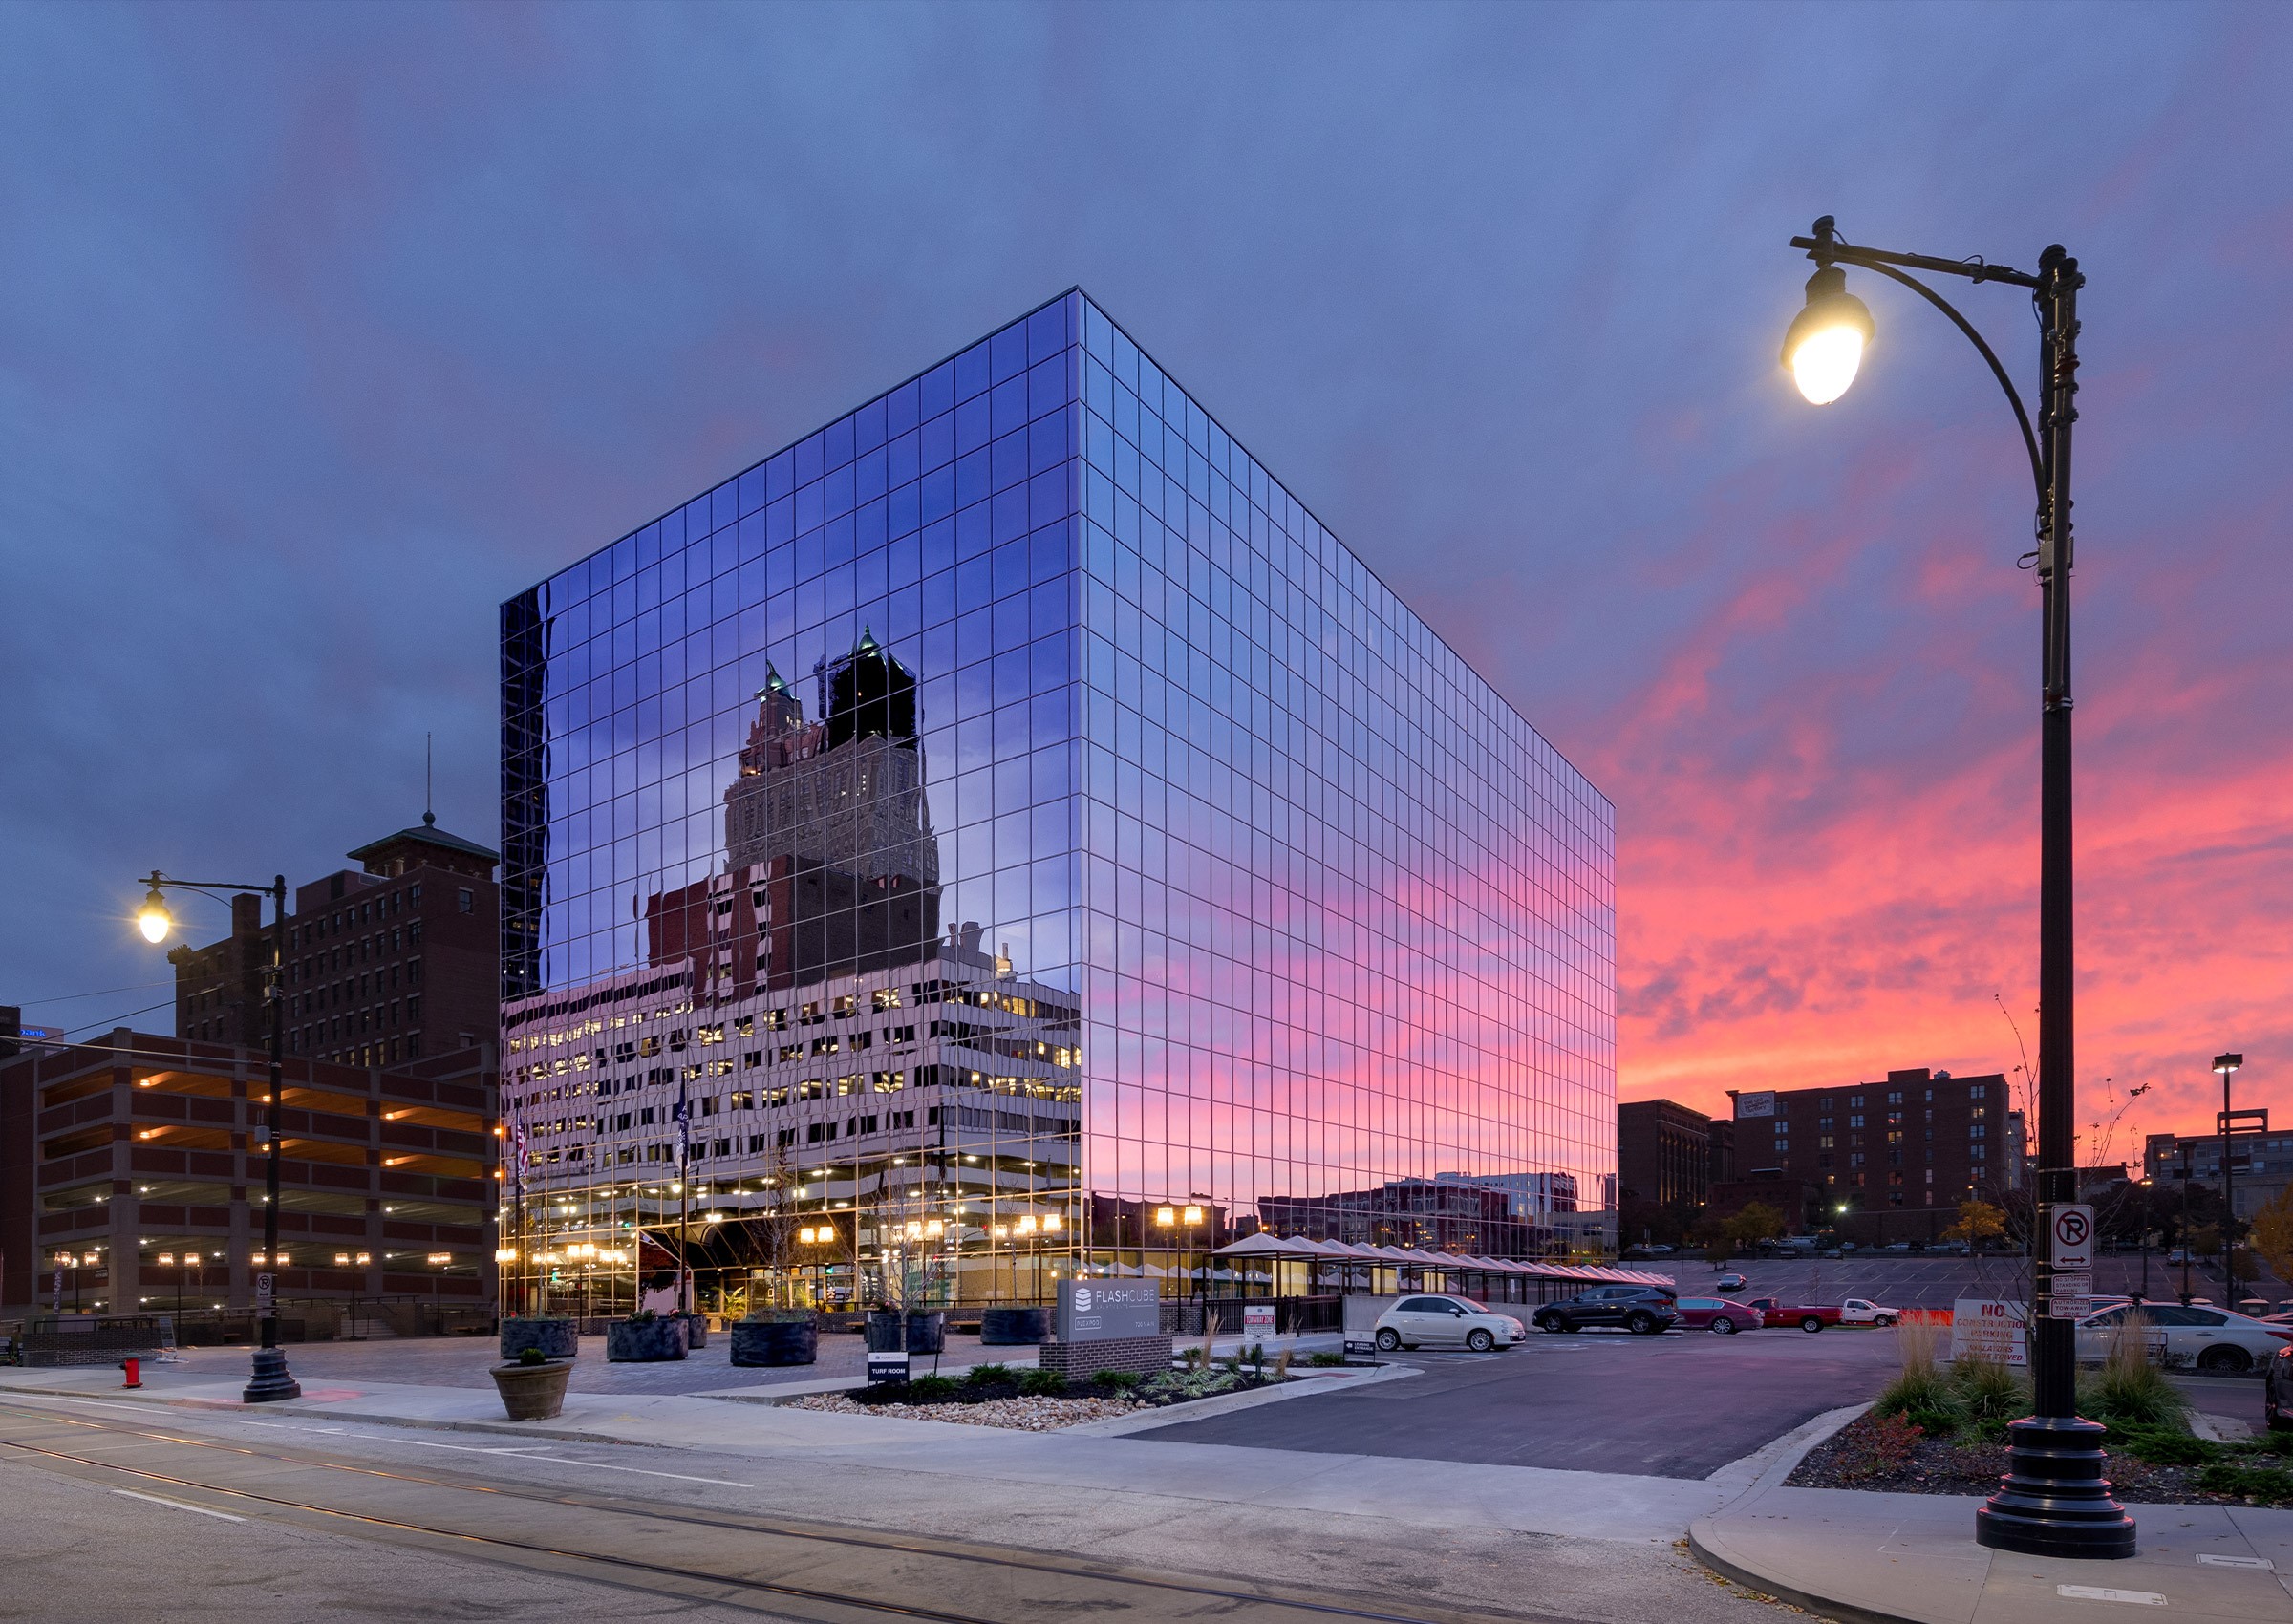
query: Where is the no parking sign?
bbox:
[2047,1205,2093,1271]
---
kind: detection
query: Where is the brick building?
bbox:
[1618,1098,1725,1208]
[0,1024,497,1326]
[1728,1066,2025,1242]
[171,815,499,1069]
[2144,1125,2290,1223]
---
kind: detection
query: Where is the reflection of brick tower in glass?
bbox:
[691,631,940,994]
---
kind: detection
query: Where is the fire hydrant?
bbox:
[120,1357,141,1389]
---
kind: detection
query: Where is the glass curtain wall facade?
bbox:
[498,290,1614,1314]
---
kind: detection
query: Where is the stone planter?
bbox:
[605,1316,688,1362]
[498,1317,579,1363]
[489,1359,572,1421]
[682,1314,709,1350]
[904,1311,946,1355]
[864,1310,905,1352]
[729,1318,817,1367]
[978,1306,1047,1346]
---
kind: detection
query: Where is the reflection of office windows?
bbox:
[872,989,901,1012]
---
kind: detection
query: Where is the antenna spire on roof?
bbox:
[424,733,436,827]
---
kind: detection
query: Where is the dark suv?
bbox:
[1532,1285,1680,1336]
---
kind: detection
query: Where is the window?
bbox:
[1886,1091,1902,1105]
[409,885,421,906]
[806,1122,837,1143]
[457,887,474,913]
[872,988,901,1011]
[1970,1084,1987,1100]
[1848,1115,1864,1129]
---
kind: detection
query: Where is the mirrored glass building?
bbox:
[498,290,1615,1315]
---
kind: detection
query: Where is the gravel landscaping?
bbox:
[790,1392,1144,1430]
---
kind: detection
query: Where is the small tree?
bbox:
[1942,1198,2008,1249]
[2250,1186,2293,1288]
[1725,1202,1786,1250]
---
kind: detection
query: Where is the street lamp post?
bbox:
[135,872,301,1401]
[2214,1053,2243,1304]
[1780,218,2131,1559]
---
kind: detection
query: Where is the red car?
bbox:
[1670,1295,1766,1335]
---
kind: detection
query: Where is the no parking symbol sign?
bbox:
[2048,1205,2094,1271]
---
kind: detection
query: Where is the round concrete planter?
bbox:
[729,1319,817,1366]
[499,1317,578,1362]
[606,1316,688,1362]
[489,1359,572,1421]
[978,1307,1047,1345]
[904,1311,946,1355]
[682,1314,709,1350]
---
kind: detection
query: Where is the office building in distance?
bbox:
[498,290,1616,1313]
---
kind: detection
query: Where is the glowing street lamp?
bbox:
[1780,266,1875,405]
[1779,215,2117,1558]
[131,867,300,1401]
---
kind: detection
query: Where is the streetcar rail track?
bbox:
[0,1403,1544,1624]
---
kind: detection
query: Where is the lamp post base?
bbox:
[1976,1415,2135,1559]
[243,1347,302,1403]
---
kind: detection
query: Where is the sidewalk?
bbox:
[1692,1414,2293,1624]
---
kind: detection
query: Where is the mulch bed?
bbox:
[1788,1413,2261,1505]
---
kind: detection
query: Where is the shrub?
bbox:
[965,1363,1014,1387]
[2081,1360,2187,1434]
[626,1309,658,1323]
[904,1375,960,1401]
[516,1346,549,1366]
[2119,1428,2218,1467]
[1947,1353,2031,1427]
[1875,1319,1962,1436]
[2197,1462,2293,1505]
[1091,1370,1143,1392]
[1017,1368,1065,1397]
[1307,1351,1347,1367]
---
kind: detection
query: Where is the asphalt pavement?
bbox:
[1135,1325,1905,1477]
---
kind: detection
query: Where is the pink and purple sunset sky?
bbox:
[1,4,2284,1153]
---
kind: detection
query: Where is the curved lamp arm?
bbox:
[1851,262,2045,511]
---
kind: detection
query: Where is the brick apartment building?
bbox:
[1618,1098,1733,1208]
[0,1021,498,1326]
[171,815,499,1068]
[1723,1066,2026,1241]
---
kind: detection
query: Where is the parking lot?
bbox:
[1137,1323,1905,1478]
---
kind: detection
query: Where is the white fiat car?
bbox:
[1372,1294,1528,1353]
[2076,1302,2293,1374]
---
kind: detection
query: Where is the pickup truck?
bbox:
[1746,1296,1901,1332]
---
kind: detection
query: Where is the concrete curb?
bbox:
[1687,1518,1927,1624]
[1062,1362,1420,1436]
[1704,1401,1874,1494]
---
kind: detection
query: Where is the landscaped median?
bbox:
[788,1349,1358,1431]
[1788,1312,2293,1506]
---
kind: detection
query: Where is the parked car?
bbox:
[1532,1285,1681,1336]
[1371,1295,1527,1353]
[1669,1296,1765,1335]
[2266,1343,2292,1431]
[1713,1272,1748,1293]
[2165,1249,2196,1265]
[1838,1298,1902,1327]
[2075,1302,2293,1374]
[1747,1297,1838,1332]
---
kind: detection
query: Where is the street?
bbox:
[0,1392,1790,1624]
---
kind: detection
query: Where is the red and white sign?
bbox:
[1951,1298,2029,1367]
[2049,1205,2094,1271]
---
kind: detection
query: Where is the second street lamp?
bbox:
[133,870,301,1401]
[1780,217,2131,1559]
